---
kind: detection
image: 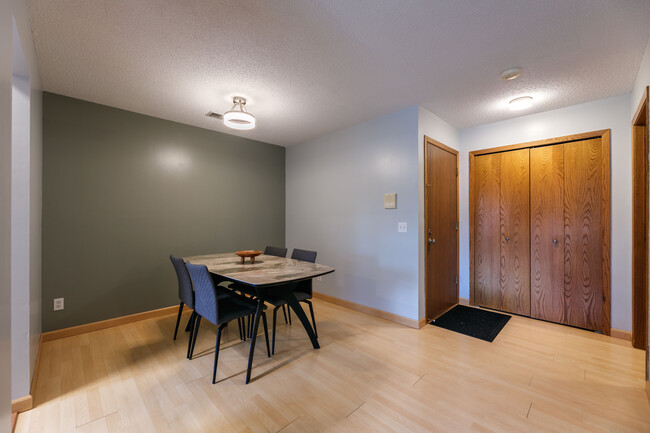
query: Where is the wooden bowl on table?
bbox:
[235,250,262,264]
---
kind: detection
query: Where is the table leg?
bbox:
[276,285,320,350]
[245,300,264,384]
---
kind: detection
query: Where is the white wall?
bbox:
[2,1,42,415]
[11,73,31,400]
[632,36,650,116]
[459,94,632,331]
[286,106,420,321]
[0,2,14,426]
[417,107,459,318]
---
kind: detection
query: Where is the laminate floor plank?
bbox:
[15,300,650,433]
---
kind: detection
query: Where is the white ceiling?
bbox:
[27,0,650,146]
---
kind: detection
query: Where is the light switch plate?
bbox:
[384,193,396,209]
[398,222,407,233]
[54,298,64,311]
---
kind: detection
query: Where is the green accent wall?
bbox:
[42,92,285,331]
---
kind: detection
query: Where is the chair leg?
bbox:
[173,302,184,340]
[237,318,243,341]
[212,323,226,384]
[272,306,278,355]
[262,310,271,358]
[184,307,193,332]
[287,306,292,325]
[248,314,253,338]
[186,311,196,358]
[189,315,202,359]
[282,305,288,324]
[305,300,317,338]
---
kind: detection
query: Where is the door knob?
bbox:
[505,236,510,242]
[428,238,436,245]
[553,239,558,245]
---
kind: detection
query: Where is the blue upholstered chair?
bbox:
[170,255,204,360]
[264,245,288,257]
[185,262,271,384]
[235,246,290,337]
[268,248,318,355]
[171,255,245,358]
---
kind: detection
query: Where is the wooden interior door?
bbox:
[425,138,458,320]
[530,144,565,323]
[499,149,531,315]
[632,87,649,351]
[474,152,501,310]
[564,138,604,331]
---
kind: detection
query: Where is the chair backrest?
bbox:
[170,255,194,308]
[185,263,218,324]
[264,245,288,257]
[291,249,317,296]
[291,248,317,263]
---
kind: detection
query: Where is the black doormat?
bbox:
[430,305,511,342]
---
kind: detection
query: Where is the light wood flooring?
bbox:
[16,300,650,432]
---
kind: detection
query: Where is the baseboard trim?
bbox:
[41,305,179,342]
[313,292,419,329]
[610,328,632,342]
[11,395,32,413]
[30,334,44,398]
[459,297,469,306]
[418,318,429,329]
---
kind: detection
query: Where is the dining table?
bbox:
[184,252,335,383]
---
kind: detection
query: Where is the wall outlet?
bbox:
[53,298,64,311]
[398,222,407,233]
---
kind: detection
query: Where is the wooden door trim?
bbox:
[468,130,610,157]
[469,129,611,335]
[424,136,459,321]
[601,130,611,335]
[632,86,649,350]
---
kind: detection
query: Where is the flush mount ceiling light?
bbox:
[223,96,256,130]
[509,96,533,111]
[501,67,523,80]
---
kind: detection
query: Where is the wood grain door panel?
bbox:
[425,140,458,319]
[564,138,603,331]
[530,145,565,323]
[474,153,501,310]
[499,149,531,315]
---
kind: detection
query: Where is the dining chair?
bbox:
[264,245,288,257]
[236,245,290,337]
[185,262,271,384]
[268,248,318,355]
[171,255,245,355]
[170,255,202,360]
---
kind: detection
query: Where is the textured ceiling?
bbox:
[27,0,650,146]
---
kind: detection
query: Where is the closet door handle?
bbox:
[505,236,510,242]
[553,239,558,245]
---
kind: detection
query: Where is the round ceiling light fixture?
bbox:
[223,96,256,130]
[501,67,523,80]
[509,96,533,111]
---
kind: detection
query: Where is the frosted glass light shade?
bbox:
[224,110,256,130]
[509,96,533,111]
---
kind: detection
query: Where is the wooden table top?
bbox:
[184,253,335,287]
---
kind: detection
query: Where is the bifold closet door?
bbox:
[563,138,604,331]
[474,149,530,315]
[499,149,530,315]
[474,153,501,310]
[530,144,565,323]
